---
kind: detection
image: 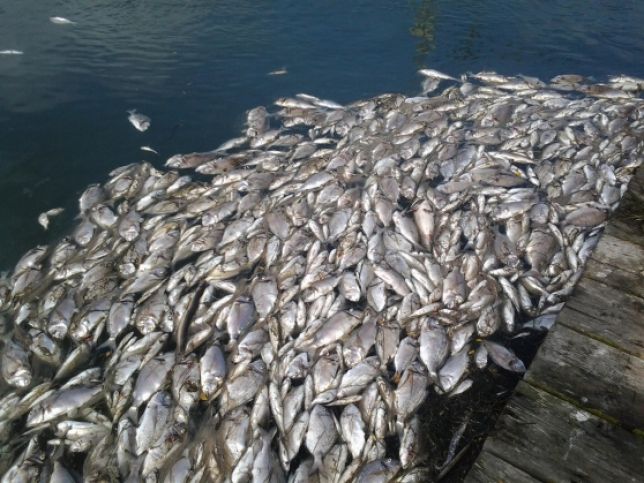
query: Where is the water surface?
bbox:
[1,0,643,268]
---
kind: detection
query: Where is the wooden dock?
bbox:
[466,166,644,482]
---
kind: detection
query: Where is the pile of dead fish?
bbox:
[0,71,642,482]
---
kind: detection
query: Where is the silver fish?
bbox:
[483,341,526,372]
[37,207,64,230]
[306,404,338,470]
[50,16,76,25]
[200,345,227,399]
[127,109,151,132]
[27,385,102,426]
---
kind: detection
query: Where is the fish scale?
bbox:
[0,70,642,481]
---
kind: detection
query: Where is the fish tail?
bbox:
[96,338,116,353]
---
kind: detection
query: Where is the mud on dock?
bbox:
[466,166,644,482]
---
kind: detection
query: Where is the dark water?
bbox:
[1,0,643,268]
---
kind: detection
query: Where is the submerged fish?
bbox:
[127,110,151,132]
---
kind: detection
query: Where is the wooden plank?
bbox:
[481,382,644,483]
[524,324,644,429]
[589,233,644,274]
[562,277,644,357]
[584,258,644,299]
[465,450,542,483]
[558,306,644,360]
[605,167,644,246]
[619,165,644,204]
[605,220,644,248]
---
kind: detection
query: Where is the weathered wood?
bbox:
[561,277,644,357]
[465,450,541,483]
[589,233,644,274]
[478,382,644,483]
[525,323,644,430]
[584,257,644,299]
[604,220,644,248]
[467,166,643,481]
[557,306,644,360]
[605,167,644,245]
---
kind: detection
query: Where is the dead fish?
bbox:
[37,207,64,230]
[564,206,607,227]
[439,347,469,392]
[419,323,449,380]
[50,17,76,25]
[306,404,338,470]
[268,68,288,76]
[27,385,102,426]
[482,341,526,372]
[418,68,457,81]
[1,340,32,388]
[127,109,151,132]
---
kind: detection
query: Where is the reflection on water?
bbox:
[410,0,437,63]
[0,0,643,268]
[453,24,482,62]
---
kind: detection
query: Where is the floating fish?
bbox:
[418,68,457,81]
[37,207,64,230]
[50,17,76,25]
[140,146,158,155]
[268,68,288,76]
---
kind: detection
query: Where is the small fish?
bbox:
[418,68,457,81]
[140,146,158,154]
[50,17,76,25]
[127,109,151,132]
[37,207,64,230]
[306,404,338,470]
[268,68,288,76]
[483,341,526,372]
[0,50,23,55]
